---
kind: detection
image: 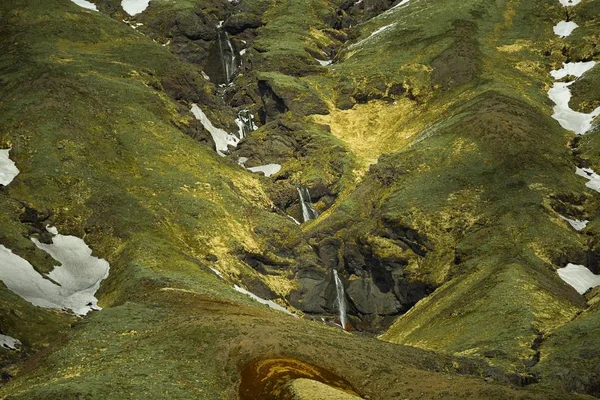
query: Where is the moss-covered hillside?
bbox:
[0,0,599,398]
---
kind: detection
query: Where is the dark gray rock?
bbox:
[258,79,288,123]
[176,13,216,41]
[346,277,402,315]
[318,238,342,270]
[224,13,262,34]
[288,268,330,313]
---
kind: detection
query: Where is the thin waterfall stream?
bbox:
[297,186,319,223]
[217,21,238,85]
[333,270,348,330]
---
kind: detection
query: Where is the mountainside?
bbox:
[0,0,599,398]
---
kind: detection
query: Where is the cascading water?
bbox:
[235,109,258,139]
[217,22,238,84]
[333,270,348,330]
[297,186,319,223]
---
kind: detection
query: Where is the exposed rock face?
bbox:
[288,228,433,330]
[258,79,289,123]
[176,12,216,41]
[223,13,263,34]
[289,268,331,314]
[346,278,401,315]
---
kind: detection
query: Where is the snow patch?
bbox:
[0,227,110,316]
[209,267,223,278]
[0,334,21,351]
[548,62,600,135]
[0,148,19,186]
[550,61,596,80]
[548,82,600,135]
[376,0,410,18]
[558,0,582,6]
[316,59,332,66]
[559,215,588,231]
[576,167,600,192]
[557,263,600,294]
[553,21,578,38]
[71,0,98,11]
[190,104,240,156]
[121,0,150,16]
[238,157,282,177]
[247,164,281,177]
[368,23,396,39]
[391,0,410,9]
[233,285,295,316]
[348,23,397,50]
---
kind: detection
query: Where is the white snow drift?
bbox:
[576,167,600,193]
[247,164,281,177]
[121,0,150,16]
[233,285,294,316]
[558,0,582,6]
[557,263,600,294]
[550,61,596,81]
[237,156,280,177]
[0,334,21,351]
[0,148,19,186]
[553,21,578,38]
[559,215,588,231]
[316,59,332,66]
[548,62,600,135]
[191,104,241,156]
[0,227,110,316]
[348,23,397,50]
[70,0,98,11]
[392,0,411,9]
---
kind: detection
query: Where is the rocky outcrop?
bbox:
[223,13,263,35]
[287,227,433,331]
[258,79,289,123]
[289,267,330,314]
[257,75,329,122]
[346,278,401,315]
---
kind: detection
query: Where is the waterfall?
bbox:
[297,186,319,223]
[333,270,348,330]
[235,109,257,139]
[217,22,238,84]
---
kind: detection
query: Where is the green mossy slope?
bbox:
[0,0,599,397]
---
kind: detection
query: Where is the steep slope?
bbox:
[0,0,599,398]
